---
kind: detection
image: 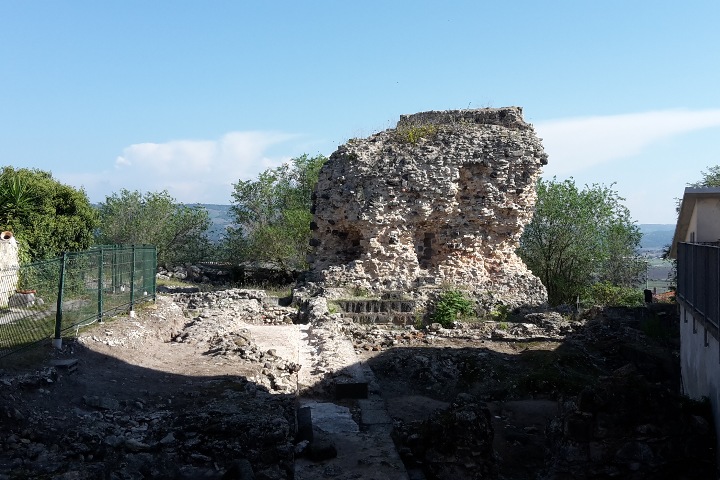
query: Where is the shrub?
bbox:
[432,289,473,328]
[490,304,510,322]
[396,124,438,144]
[582,281,644,307]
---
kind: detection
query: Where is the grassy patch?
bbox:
[395,124,439,144]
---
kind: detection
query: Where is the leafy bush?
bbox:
[227,154,326,270]
[518,178,643,306]
[582,281,644,307]
[0,167,98,262]
[432,289,473,328]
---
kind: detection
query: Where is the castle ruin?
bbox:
[309,107,548,308]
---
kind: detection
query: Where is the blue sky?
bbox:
[1,1,719,224]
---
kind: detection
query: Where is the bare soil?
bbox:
[0,292,703,480]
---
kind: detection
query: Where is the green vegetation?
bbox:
[0,167,99,262]
[582,281,644,307]
[432,289,474,328]
[414,308,426,329]
[327,301,341,315]
[395,123,439,144]
[490,304,511,322]
[518,178,644,306]
[344,286,378,299]
[227,154,326,270]
[689,165,720,188]
[95,189,212,267]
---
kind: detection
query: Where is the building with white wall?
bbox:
[670,187,720,459]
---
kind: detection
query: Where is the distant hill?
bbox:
[193,206,678,252]
[638,224,675,251]
[191,204,234,242]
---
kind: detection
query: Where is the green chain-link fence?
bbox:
[0,245,156,358]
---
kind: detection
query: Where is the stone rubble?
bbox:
[172,288,297,325]
[0,294,300,479]
[0,293,714,479]
[392,393,498,480]
[544,364,716,480]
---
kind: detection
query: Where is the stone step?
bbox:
[343,313,416,326]
[335,299,417,314]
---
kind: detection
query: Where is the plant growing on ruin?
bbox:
[327,301,341,315]
[490,304,510,322]
[395,123,438,144]
[432,289,473,328]
[349,286,372,298]
[414,308,426,329]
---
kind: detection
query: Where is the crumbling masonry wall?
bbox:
[309,107,548,308]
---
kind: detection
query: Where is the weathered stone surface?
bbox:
[172,289,298,325]
[309,107,548,309]
[0,231,19,307]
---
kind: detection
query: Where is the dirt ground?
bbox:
[0,291,710,480]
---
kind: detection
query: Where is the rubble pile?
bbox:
[173,288,297,325]
[544,365,715,479]
[0,368,295,480]
[392,393,498,480]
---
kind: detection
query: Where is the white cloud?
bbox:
[63,131,303,204]
[535,109,720,176]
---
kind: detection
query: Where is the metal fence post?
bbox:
[151,246,157,301]
[129,245,136,314]
[97,246,104,323]
[53,252,67,349]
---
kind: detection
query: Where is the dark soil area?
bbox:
[0,295,715,479]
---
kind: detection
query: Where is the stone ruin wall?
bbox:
[0,231,19,307]
[309,107,548,308]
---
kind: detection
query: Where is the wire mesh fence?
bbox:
[0,245,156,358]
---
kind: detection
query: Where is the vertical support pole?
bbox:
[53,252,67,349]
[151,246,157,302]
[129,245,136,314]
[97,247,104,323]
[112,246,118,294]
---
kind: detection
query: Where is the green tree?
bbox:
[689,165,720,187]
[663,164,720,275]
[95,189,212,267]
[518,178,643,306]
[0,167,98,262]
[227,154,327,269]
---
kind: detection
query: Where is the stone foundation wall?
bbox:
[309,107,548,308]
